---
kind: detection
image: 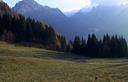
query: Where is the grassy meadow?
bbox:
[0,42,127,82]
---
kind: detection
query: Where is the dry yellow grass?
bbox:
[0,41,127,82]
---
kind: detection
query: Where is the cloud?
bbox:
[6,0,128,12]
[59,0,91,11]
[91,0,128,6]
[40,0,128,11]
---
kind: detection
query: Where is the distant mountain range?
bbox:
[13,0,128,40]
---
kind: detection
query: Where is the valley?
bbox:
[1,0,128,82]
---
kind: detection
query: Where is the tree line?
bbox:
[71,34,128,58]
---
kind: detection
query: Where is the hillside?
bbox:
[0,42,128,82]
[13,0,74,38]
[0,1,13,15]
[0,1,68,51]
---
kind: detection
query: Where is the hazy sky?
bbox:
[4,0,128,12]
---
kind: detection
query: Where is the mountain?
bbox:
[13,0,93,39]
[64,10,79,17]
[70,5,128,40]
[79,6,93,13]
[13,0,70,37]
[0,1,69,50]
[13,0,128,40]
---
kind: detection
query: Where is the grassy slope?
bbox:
[0,42,127,82]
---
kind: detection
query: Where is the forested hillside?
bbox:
[0,1,67,50]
